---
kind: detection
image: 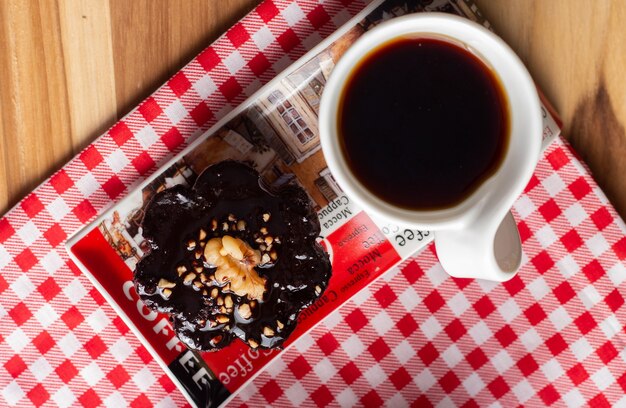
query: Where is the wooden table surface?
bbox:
[1,0,625,220]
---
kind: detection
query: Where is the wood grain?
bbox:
[476,0,626,217]
[1,0,625,219]
[0,0,74,210]
[57,0,118,150]
[0,0,260,214]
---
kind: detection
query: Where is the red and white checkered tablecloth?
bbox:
[0,1,625,407]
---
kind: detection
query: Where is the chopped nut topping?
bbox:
[183,272,197,284]
[198,229,207,241]
[228,214,236,222]
[264,236,273,245]
[204,236,266,300]
[225,295,233,309]
[222,222,229,231]
[248,339,259,349]
[262,213,271,222]
[261,253,271,265]
[158,279,176,289]
[162,288,172,299]
[237,220,246,231]
[210,288,219,298]
[238,303,252,319]
[210,219,218,231]
[186,240,196,250]
[177,265,187,276]
[263,326,275,337]
[276,320,284,330]
[216,315,230,324]
[260,227,268,235]
[315,285,322,295]
[221,235,244,260]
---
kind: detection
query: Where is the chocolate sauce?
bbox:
[134,161,331,351]
[339,37,509,210]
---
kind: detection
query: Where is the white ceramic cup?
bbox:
[319,13,542,282]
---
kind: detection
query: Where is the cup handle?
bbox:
[434,210,521,282]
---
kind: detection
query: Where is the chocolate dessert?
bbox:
[133,161,332,351]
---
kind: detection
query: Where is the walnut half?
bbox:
[204,236,266,300]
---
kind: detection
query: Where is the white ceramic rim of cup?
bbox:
[319,13,542,230]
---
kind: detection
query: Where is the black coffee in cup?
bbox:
[338,37,509,210]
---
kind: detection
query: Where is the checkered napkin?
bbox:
[0,1,624,407]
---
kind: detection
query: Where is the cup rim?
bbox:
[319,13,542,230]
